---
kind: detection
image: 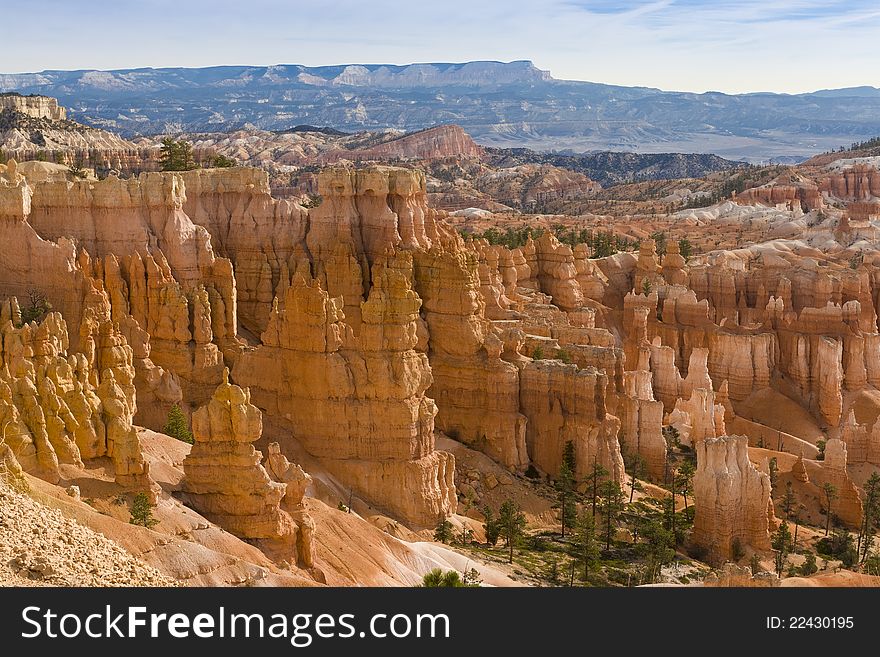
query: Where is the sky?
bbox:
[4,0,879,94]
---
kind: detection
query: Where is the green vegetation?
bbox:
[209,153,236,168]
[433,517,454,544]
[678,238,693,260]
[679,166,786,209]
[822,482,838,536]
[555,442,577,538]
[816,528,858,568]
[163,404,193,444]
[67,157,88,179]
[649,231,666,254]
[482,506,502,546]
[470,225,543,249]
[129,493,158,528]
[843,136,880,152]
[598,480,625,550]
[858,472,880,561]
[462,224,637,257]
[498,500,527,563]
[302,194,323,209]
[799,551,818,576]
[159,137,197,171]
[772,520,793,576]
[420,569,466,587]
[19,290,52,326]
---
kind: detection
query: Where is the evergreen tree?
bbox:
[782,481,796,520]
[799,551,818,576]
[676,461,696,521]
[482,506,501,546]
[433,518,454,544]
[678,238,693,260]
[159,137,197,171]
[649,231,667,254]
[859,472,880,561]
[640,516,675,583]
[420,569,464,587]
[498,500,527,563]
[585,459,608,520]
[209,153,236,168]
[129,493,158,528]
[163,404,193,444]
[598,479,625,551]
[67,156,87,179]
[626,452,645,503]
[555,441,577,537]
[772,520,792,576]
[572,510,599,581]
[823,482,838,536]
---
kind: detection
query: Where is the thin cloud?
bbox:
[0,0,878,94]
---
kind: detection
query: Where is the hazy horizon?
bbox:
[3,59,877,98]
[3,0,879,95]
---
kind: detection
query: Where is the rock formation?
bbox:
[692,435,774,564]
[265,442,316,568]
[182,372,292,539]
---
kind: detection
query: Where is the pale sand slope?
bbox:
[0,476,173,587]
[5,431,521,588]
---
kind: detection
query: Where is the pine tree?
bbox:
[678,238,693,260]
[209,153,236,168]
[799,551,818,576]
[823,482,838,536]
[676,460,695,521]
[640,516,675,583]
[598,479,625,551]
[625,452,645,503]
[572,510,599,581]
[420,569,464,587]
[555,441,577,537]
[782,481,796,519]
[859,472,880,561]
[482,506,501,546]
[433,518,454,544]
[772,520,792,576]
[585,459,608,520]
[159,137,197,172]
[129,493,158,528]
[498,500,527,563]
[163,404,193,444]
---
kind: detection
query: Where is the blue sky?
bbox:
[4,0,879,93]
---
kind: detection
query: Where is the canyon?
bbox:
[2,95,880,587]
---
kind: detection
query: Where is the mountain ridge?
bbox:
[3,60,880,161]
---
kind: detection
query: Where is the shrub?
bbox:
[209,154,236,168]
[302,194,323,209]
[420,568,464,587]
[163,404,193,444]
[750,553,762,575]
[799,551,818,576]
[19,290,51,326]
[433,518,454,544]
[532,346,545,360]
[129,493,158,528]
